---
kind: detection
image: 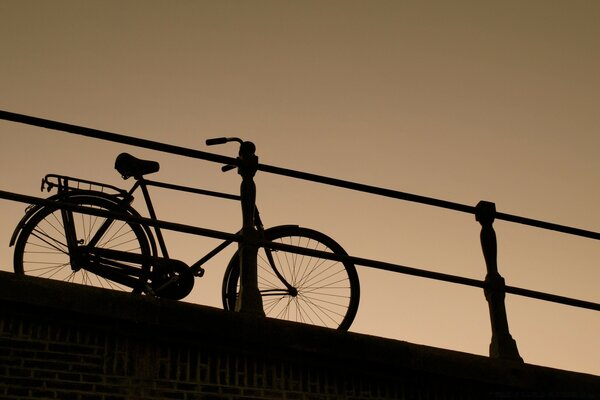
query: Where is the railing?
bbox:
[1,110,598,362]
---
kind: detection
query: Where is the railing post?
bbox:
[476,201,523,362]
[235,141,265,317]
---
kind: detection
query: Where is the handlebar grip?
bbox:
[206,137,229,146]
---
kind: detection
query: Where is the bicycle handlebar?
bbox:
[205,137,243,146]
[206,137,256,173]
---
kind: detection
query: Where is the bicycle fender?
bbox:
[9,192,65,247]
[263,224,300,234]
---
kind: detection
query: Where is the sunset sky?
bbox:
[1,1,599,375]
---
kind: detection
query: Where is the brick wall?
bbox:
[1,271,599,399]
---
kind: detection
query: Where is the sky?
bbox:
[1,0,599,375]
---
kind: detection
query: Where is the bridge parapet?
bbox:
[1,271,599,399]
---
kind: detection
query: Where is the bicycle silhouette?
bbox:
[9,138,360,330]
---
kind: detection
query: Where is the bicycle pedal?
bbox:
[194,268,205,278]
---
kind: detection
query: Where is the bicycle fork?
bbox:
[255,216,297,298]
[262,246,298,297]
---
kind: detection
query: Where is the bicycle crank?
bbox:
[149,259,195,300]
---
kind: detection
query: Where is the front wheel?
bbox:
[222,226,360,330]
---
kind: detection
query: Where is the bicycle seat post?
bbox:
[236,141,265,317]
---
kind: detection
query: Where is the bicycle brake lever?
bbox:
[221,164,236,172]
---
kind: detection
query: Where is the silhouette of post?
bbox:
[236,141,265,317]
[476,201,522,362]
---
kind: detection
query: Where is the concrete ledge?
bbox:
[1,270,599,397]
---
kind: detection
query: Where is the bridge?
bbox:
[1,111,599,398]
[1,271,599,399]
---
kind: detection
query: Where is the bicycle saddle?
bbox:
[115,153,160,179]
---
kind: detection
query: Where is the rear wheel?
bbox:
[13,194,152,293]
[222,226,360,330]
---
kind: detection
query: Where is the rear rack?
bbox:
[42,174,128,197]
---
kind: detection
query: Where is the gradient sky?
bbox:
[1,1,599,375]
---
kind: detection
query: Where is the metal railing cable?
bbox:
[0,110,237,167]
[260,163,599,240]
[262,241,600,311]
[2,110,597,241]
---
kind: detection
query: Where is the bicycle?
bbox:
[9,138,360,330]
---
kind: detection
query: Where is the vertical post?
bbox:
[236,141,265,316]
[476,201,522,362]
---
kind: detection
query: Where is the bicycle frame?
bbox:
[55,172,295,297]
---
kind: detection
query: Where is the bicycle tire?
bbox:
[13,193,152,293]
[222,226,360,330]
